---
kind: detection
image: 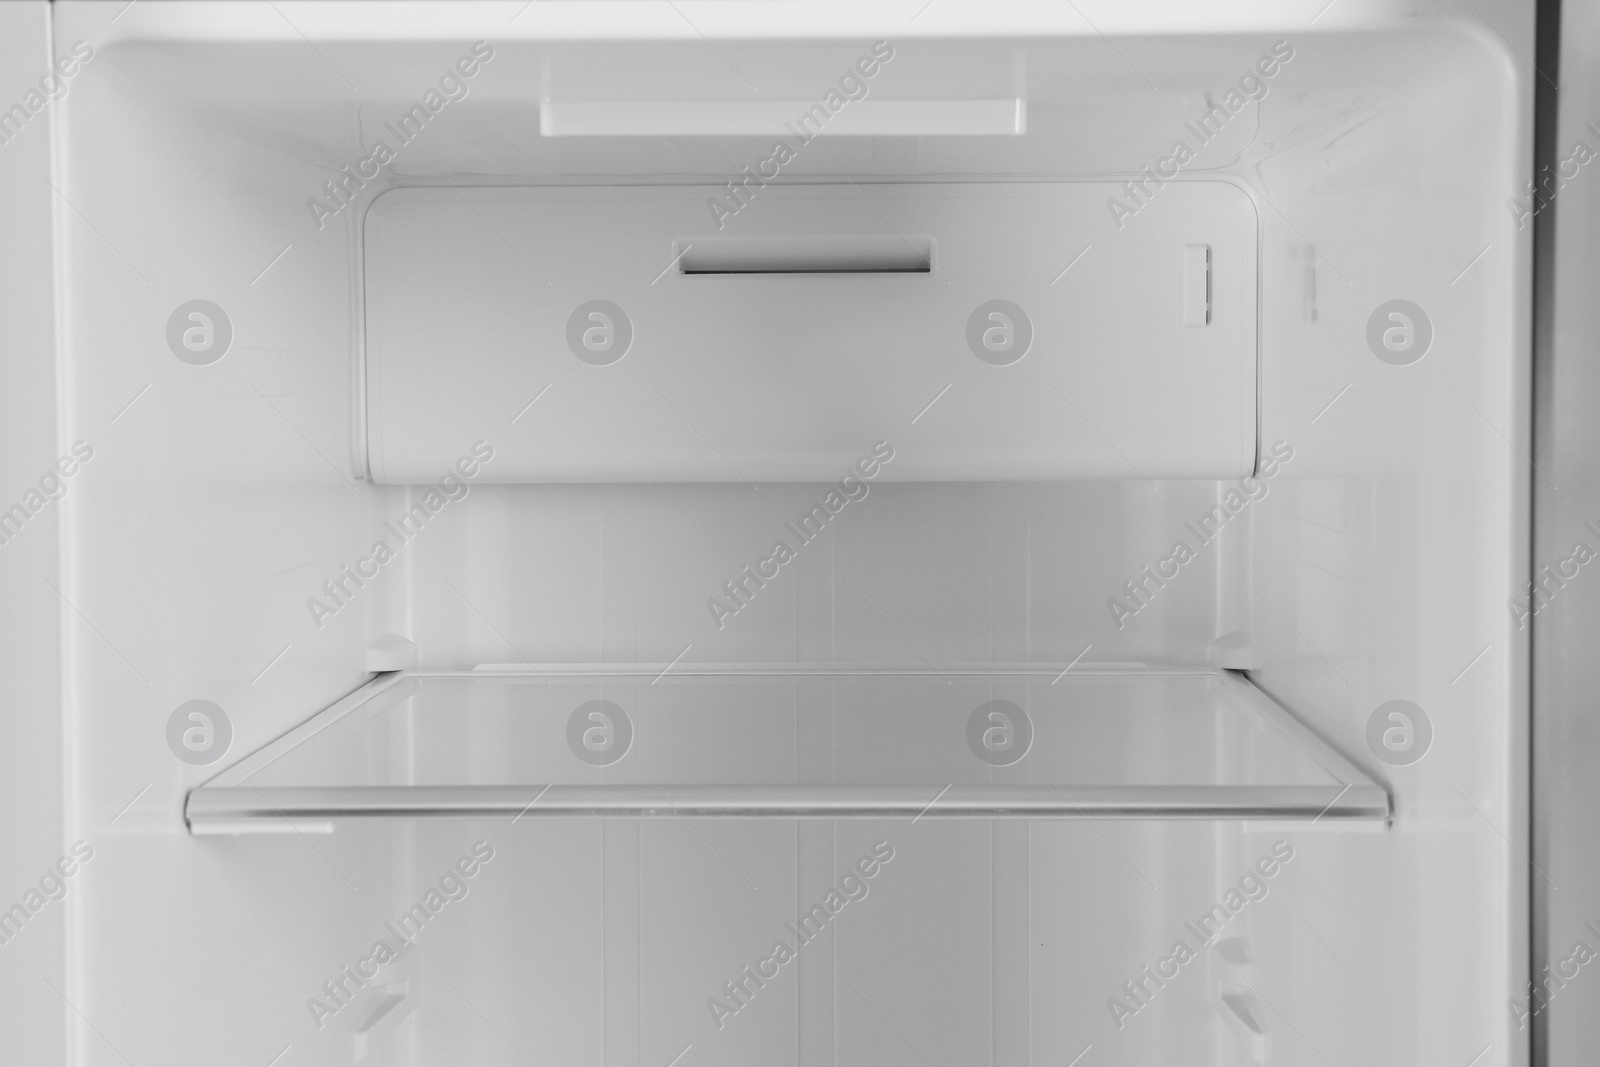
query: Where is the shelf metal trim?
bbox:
[187,782,1389,826]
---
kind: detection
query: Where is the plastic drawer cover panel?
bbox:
[186,668,1386,831]
[363,182,1258,483]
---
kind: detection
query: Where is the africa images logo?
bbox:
[1106,441,1294,630]
[305,42,495,230]
[705,41,896,229]
[706,441,895,630]
[305,442,494,629]
[1106,841,1294,1030]
[306,842,495,1029]
[706,841,895,1030]
[1105,41,1295,229]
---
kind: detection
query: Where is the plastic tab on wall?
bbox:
[362,182,1258,483]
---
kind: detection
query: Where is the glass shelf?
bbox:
[185,666,1388,833]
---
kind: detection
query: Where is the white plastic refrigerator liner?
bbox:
[0,3,1537,1067]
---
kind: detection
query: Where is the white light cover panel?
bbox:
[363,182,1258,483]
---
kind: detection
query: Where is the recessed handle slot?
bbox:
[678,236,932,274]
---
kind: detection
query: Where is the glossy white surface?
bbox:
[0,1,1532,1065]
[0,6,68,1066]
[365,183,1258,482]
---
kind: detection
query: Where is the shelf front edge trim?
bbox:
[185,783,1390,827]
